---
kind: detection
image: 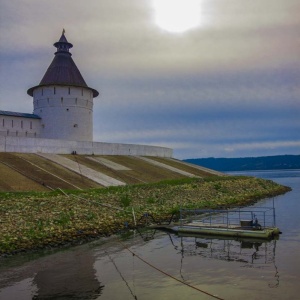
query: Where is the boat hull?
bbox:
[177,225,280,239]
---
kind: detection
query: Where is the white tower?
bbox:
[27,30,99,141]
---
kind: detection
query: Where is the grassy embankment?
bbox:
[0,176,291,255]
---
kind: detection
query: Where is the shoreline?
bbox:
[0,176,291,257]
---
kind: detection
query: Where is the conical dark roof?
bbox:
[27,31,99,97]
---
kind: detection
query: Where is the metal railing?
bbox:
[180,205,276,230]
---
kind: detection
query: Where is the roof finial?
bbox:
[62,28,65,35]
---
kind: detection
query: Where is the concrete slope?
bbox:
[169,159,225,176]
[0,160,48,192]
[38,154,125,187]
[136,156,199,178]
[87,157,131,171]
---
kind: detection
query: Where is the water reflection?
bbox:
[171,233,280,289]
[136,228,280,289]
[31,252,104,299]
[0,248,104,300]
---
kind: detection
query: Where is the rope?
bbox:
[0,159,54,191]
[106,251,138,300]
[118,240,225,300]
[72,194,124,211]
[18,155,82,190]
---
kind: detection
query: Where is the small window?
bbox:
[68,87,71,95]
[75,98,78,105]
[61,97,63,104]
[2,119,4,127]
[66,108,69,111]
[54,87,56,94]
[47,98,50,104]
[74,124,78,128]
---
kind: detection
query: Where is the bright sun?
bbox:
[153,0,202,33]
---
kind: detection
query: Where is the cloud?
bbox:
[0,0,299,159]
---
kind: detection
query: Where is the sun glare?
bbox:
[153,0,202,33]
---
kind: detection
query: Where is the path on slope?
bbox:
[136,157,199,177]
[38,154,125,187]
[167,158,225,176]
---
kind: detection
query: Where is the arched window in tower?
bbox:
[68,87,71,95]
[54,87,56,94]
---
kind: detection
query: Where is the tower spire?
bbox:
[54,29,73,55]
[27,30,99,98]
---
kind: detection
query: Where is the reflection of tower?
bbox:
[27,30,99,142]
[32,251,103,299]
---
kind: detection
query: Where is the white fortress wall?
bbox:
[0,115,41,138]
[0,136,173,157]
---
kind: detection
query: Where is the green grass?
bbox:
[0,176,291,255]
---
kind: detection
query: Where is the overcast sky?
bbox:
[0,0,299,159]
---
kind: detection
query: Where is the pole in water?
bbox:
[132,207,137,227]
[273,197,276,227]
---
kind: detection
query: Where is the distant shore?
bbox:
[184,155,300,171]
[0,176,291,257]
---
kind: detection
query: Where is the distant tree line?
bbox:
[183,155,300,171]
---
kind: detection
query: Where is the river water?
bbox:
[0,170,299,300]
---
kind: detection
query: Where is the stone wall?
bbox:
[0,115,41,138]
[0,136,173,157]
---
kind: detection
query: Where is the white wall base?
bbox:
[0,136,173,157]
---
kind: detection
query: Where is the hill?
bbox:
[183,155,300,171]
[0,153,223,192]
